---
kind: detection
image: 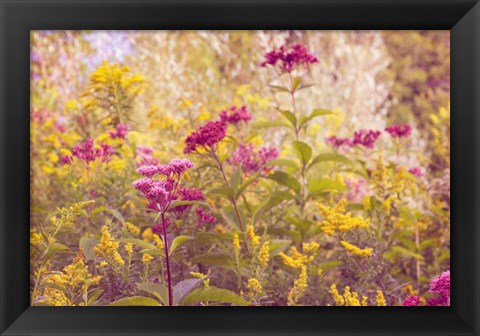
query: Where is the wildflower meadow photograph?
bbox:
[30,30,450,307]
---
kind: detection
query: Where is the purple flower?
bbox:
[261,44,318,73]
[325,135,354,150]
[173,187,205,213]
[227,143,278,175]
[402,295,421,306]
[136,146,158,166]
[109,123,129,139]
[184,120,227,154]
[219,106,252,125]
[352,130,381,149]
[169,158,194,176]
[428,271,450,306]
[137,165,161,178]
[408,167,424,177]
[59,155,73,165]
[72,139,115,163]
[385,124,412,138]
[196,208,216,226]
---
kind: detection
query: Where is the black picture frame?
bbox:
[1,0,479,335]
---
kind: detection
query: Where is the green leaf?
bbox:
[387,246,424,261]
[317,260,343,271]
[118,238,157,250]
[234,173,260,200]
[43,242,70,261]
[173,278,204,306]
[137,282,168,306]
[292,141,312,166]
[90,206,108,217]
[308,178,347,195]
[268,158,301,170]
[208,188,234,200]
[252,120,290,129]
[193,253,234,267]
[269,239,292,256]
[220,205,246,231]
[230,166,243,192]
[107,296,160,306]
[139,248,164,256]
[308,153,352,170]
[268,84,291,93]
[167,200,205,211]
[285,216,313,235]
[106,208,125,225]
[169,235,193,255]
[86,288,104,306]
[253,191,293,223]
[79,237,98,261]
[180,286,250,306]
[292,77,302,91]
[278,109,297,129]
[267,171,301,193]
[298,108,333,130]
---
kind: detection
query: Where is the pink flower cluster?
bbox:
[196,208,217,226]
[427,270,450,306]
[132,158,194,213]
[325,136,354,150]
[260,44,318,73]
[402,270,450,306]
[219,106,252,125]
[109,123,129,139]
[345,178,370,203]
[136,146,158,166]
[184,120,227,154]
[352,130,382,149]
[70,139,115,164]
[184,106,254,154]
[173,186,205,213]
[408,167,424,177]
[227,143,279,175]
[385,124,412,138]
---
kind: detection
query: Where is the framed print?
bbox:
[1,0,479,335]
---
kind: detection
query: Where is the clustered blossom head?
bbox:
[352,130,382,149]
[385,124,412,138]
[428,270,450,306]
[227,143,279,175]
[173,186,205,213]
[71,139,115,163]
[219,106,252,125]
[136,146,158,166]
[196,208,217,226]
[325,136,354,150]
[184,120,227,154]
[260,44,318,73]
[345,179,370,203]
[133,158,194,213]
[408,167,424,177]
[59,155,73,165]
[109,123,129,139]
[402,295,421,306]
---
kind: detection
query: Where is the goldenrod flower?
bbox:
[329,284,345,306]
[340,241,373,257]
[142,253,153,264]
[279,246,308,270]
[317,199,369,235]
[124,243,133,256]
[94,226,124,267]
[126,222,140,236]
[246,225,260,248]
[257,241,270,270]
[232,233,241,252]
[376,290,387,306]
[247,278,263,297]
[287,265,308,306]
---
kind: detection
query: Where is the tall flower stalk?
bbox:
[133,158,194,306]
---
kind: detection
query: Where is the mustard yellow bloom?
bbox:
[142,253,153,264]
[279,246,308,270]
[246,225,260,248]
[126,222,140,236]
[317,199,369,235]
[94,225,124,267]
[376,290,387,306]
[257,241,270,270]
[247,278,263,297]
[232,233,241,252]
[340,241,373,257]
[287,265,308,306]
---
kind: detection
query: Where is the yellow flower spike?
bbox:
[153,234,164,249]
[257,241,270,270]
[99,261,108,268]
[232,233,241,252]
[247,278,263,297]
[376,290,387,306]
[142,253,153,264]
[124,243,133,256]
[246,225,260,248]
[125,222,140,236]
[279,246,308,270]
[142,228,153,242]
[361,296,369,306]
[340,241,373,258]
[317,199,369,235]
[287,265,308,306]
[94,226,124,267]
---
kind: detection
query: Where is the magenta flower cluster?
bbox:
[173,186,205,213]
[69,138,115,164]
[196,208,217,226]
[219,105,252,125]
[325,136,354,150]
[136,146,158,166]
[408,167,424,177]
[109,123,129,139]
[260,44,318,73]
[184,106,253,154]
[132,158,194,213]
[427,270,450,306]
[385,124,412,138]
[325,130,381,150]
[227,143,279,175]
[402,295,421,306]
